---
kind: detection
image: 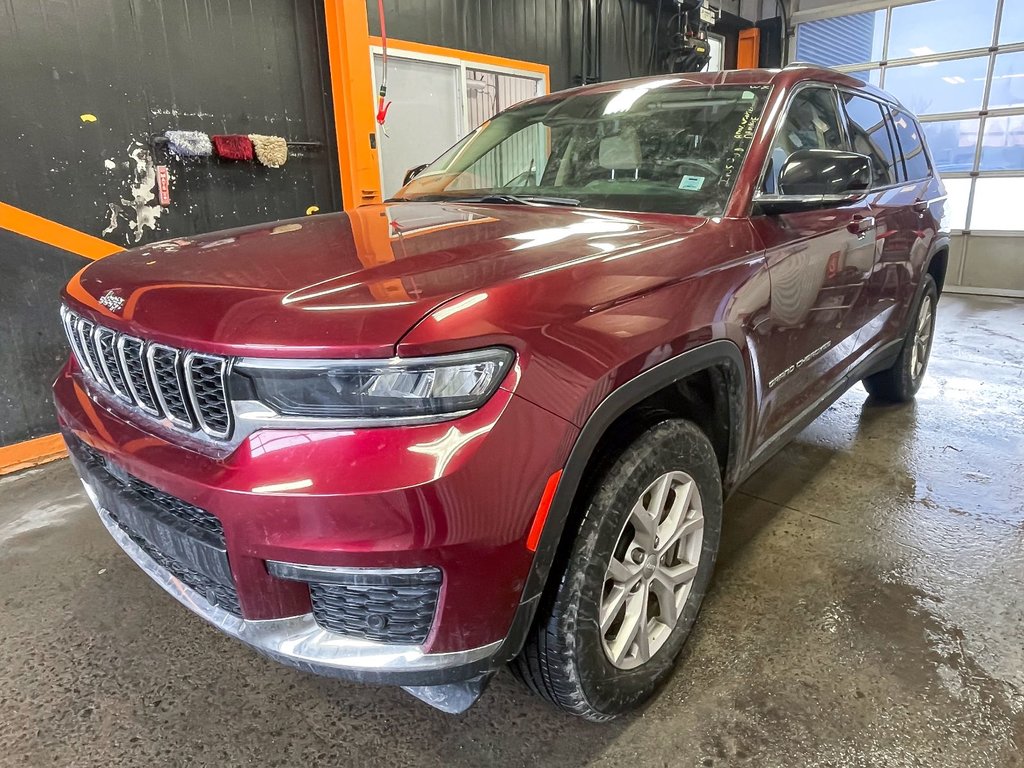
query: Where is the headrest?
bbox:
[599,128,641,170]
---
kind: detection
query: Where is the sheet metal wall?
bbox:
[0,0,339,446]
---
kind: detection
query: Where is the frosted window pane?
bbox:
[970,178,1024,231]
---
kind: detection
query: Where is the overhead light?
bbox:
[942,76,966,85]
[909,46,935,56]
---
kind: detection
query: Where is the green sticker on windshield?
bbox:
[679,175,705,191]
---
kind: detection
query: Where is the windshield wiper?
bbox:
[458,193,581,207]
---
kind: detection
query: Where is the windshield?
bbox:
[394,81,771,216]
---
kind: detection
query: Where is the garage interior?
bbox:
[1,0,1022,765]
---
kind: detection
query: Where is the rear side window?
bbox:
[842,94,900,187]
[890,109,932,180]
[763,87,847,193]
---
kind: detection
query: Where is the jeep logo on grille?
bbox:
[98,290,125,313]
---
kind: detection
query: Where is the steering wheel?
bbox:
[672,158,721,183]
[502,167,537,188]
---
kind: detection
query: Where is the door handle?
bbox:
[847,215,875,237]
[912,199,929,214]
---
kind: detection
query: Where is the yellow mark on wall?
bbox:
[80,113,97,123]
[305,205,320,215]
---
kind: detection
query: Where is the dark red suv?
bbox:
[54,66,948,720]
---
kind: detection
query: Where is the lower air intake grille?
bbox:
[126,478,226,541]
[67,434,240,617]
[107,508,242,617]
[308,573,442,644]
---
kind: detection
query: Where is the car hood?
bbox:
[65,202,703,358]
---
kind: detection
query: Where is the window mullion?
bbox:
[993,0,1004,48]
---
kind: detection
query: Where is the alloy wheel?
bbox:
[599,471,704,670]
[911,293,934,380]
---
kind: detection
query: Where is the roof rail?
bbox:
[784,61,842,72]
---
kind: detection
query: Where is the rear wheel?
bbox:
[512,419,722,721]
[863,274,938,402]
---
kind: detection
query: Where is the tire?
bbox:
[863,274,938,403]
[512,419,722,721]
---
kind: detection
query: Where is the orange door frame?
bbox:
[323,0,384,208]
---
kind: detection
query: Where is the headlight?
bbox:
[233,347,514,421]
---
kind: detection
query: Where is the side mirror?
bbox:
[756,149,873,215]
[403,163,429,186]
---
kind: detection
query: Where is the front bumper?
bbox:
[83,480,499,685]
[55,362,577,686]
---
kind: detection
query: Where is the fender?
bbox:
[495,339,748,662]
[898,239,950,339]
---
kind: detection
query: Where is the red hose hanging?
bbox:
[376,0,391,127]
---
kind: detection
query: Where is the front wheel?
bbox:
[863,274,938,403]
[512,419,722,721]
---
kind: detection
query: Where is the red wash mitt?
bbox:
[212,135,254,161]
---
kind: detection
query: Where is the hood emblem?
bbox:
[98,290,126,313]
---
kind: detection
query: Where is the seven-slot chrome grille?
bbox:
[61,306,232,439]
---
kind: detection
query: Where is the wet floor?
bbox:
[1,294,1022,767]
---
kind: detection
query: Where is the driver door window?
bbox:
[763,87,847,193]
[841,94,900,187]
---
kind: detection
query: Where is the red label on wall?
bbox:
[156,165,171,206]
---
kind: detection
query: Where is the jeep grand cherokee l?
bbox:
[54,66,949,721]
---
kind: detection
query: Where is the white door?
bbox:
[707,34,725,72]
[373,54,463,198]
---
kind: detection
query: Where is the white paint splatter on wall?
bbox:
[101,203,121,236]
[102,141,169,243]
[150,106,214,119]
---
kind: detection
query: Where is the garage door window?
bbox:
[921,118,980,173]
[980,116,1024,171]
[887,0,997,58]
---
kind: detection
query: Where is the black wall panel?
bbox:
[0,0,340,247]
[0,231,84,445]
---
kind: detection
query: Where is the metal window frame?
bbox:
[792,0,925,25]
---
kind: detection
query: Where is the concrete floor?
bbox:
[1,294,1022,767]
